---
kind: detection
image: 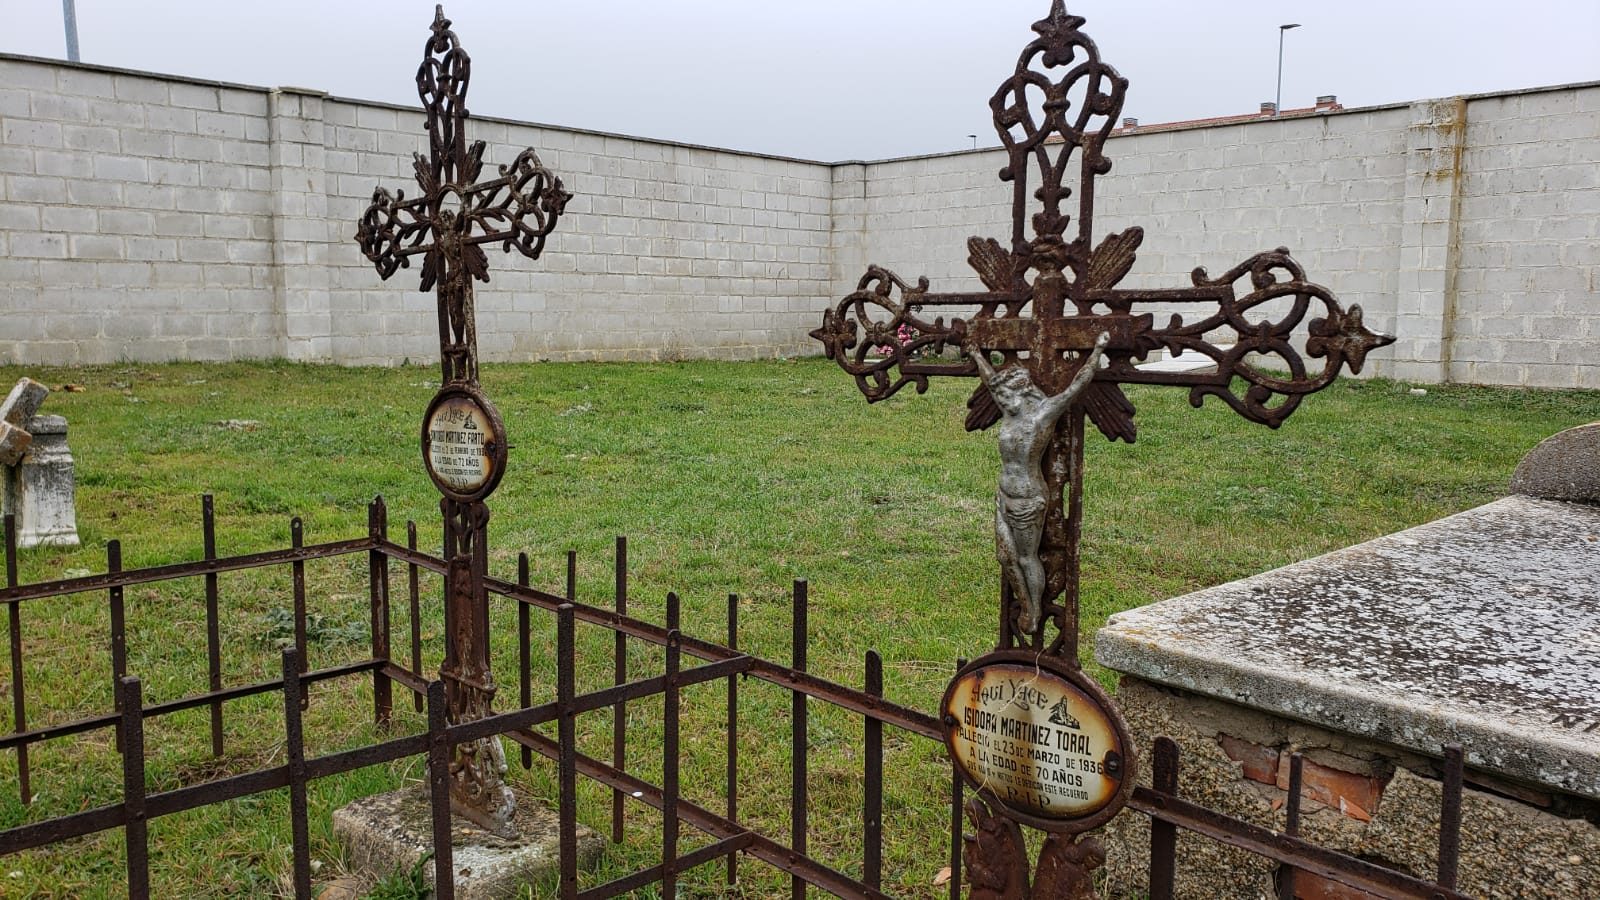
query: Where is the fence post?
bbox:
[368,497,392,726]
[613,536,628,845]
[283,647,312,899]
[662,629,681,898]
[408,520,422,712]
[1149,736,1179,900]
[108,539,124,753]
[291,518,308,681]
[426,679,455,900]
[557,603,578,900]
[791,580,808,900]
[518,552,532,771]
[202,495,223,756]
[863,649,883,891]
[725,591,739,887]
[949,658,965,900]
[1439,744,1463,889]
[119,675,148,898]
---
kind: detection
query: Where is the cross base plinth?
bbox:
[333,784,603,900]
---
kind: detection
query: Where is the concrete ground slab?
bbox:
[333,785,604,899]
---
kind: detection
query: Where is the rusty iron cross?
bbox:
[357,6,569,389]
[812,0,1393,662]
[355,5,568,838]
[813,3,1393,891]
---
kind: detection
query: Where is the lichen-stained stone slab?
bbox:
[1095,495,1600,800]
[1513,422,1600,503]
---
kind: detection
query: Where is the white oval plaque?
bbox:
[422,390,506,500]
[943,658,1127,825]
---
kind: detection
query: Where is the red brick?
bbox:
[1276,757,1388,820]
[1219,734,1282,785]
[1291,870,1384,900]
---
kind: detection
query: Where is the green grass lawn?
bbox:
[0,358,1594,898]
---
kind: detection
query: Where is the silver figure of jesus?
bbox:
[969,332,1109,635]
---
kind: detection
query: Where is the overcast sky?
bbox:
[4,1,1597,160]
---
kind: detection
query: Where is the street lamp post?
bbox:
[1276,23,1300,116]
[62,0,80,62]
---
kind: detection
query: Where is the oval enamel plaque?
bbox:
[422,388,507,502]
[942,653,1131,830]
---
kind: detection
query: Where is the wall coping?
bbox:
[5,50,1597,169]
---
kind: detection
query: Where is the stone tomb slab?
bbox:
[333,786,603,899]
[1096,494,1600,800]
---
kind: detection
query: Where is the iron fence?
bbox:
[1,498,1471,899]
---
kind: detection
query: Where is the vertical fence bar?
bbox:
[282,648,312,899]
[662,629,681,899]
[518,552,532,770]
[368,497,392,726]
[109,539,125,753]
[1148,736,1179,900]
[949,657,966,900]
[425,679,455,900]
[6,515,28,804]
[791,579,808,900]
[408,521,423,712]
[725,592,739,887]
[557,603,578,900]
[1439,744,1463,890]
[612,536,628,845]
[291,518,307,678]
[119,675,148,899]
[202,494,224,756]
[1278,752,1304,900]
[863,649,883,892]
[566,549,576,602]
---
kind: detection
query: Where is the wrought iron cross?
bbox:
[813,0,1391,660]
[355,5,569,837]
[812,4,1392,892]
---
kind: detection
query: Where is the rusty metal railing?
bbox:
[1,500,1479,898]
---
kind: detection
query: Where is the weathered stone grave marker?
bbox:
[811,1,1392,893]
[0,378,79,549]
[338,6,596,896]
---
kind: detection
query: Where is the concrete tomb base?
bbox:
[333,785,604,900]
[1098,678,1599,900]
[1095,484,1600,899]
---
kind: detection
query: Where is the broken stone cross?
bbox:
[1,378,80,549]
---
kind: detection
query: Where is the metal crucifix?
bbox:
[355,5,569,837]
[812,2,1392,894]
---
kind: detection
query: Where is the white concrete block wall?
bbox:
[852,108,1415,380]
[0,58,278,364]
[1,53,1596,387]
[1454,87,1600,388]
[322,101,834,365]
